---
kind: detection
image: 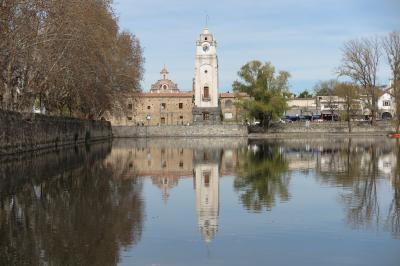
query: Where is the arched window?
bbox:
[163,84,168,90]
[203,86,209,99]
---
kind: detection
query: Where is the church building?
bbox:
[107,28,246,126]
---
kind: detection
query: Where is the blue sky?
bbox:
[113,0,399,94]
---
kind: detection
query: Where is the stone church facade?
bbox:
[107,28,246,126]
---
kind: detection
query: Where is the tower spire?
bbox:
[205,12,209,28]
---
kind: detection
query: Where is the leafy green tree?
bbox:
[298,90,312,98]
[233,61,290,127]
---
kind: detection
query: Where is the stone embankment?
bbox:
[249,121,395,138]
[112,124,249,138]
[0,110,112,155]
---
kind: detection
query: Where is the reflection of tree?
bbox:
[316,140,381,229]
[314,139,400,237]
[234,142,290,212]
[0,146,144,266]
[340,141,380,230]
[386,142,400,238]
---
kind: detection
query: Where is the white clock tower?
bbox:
[193,28,221,124]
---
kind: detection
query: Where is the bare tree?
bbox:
[335,82,361,132]
[0,0,144,119]
[382,31,400,131]
[338,37,381,124]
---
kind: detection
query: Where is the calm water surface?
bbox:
[1,137,399,265]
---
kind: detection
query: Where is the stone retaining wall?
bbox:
[112,124,248,138]
[0,110,112,155]
[250,121,395,134]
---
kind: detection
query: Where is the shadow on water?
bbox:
[0,143,145,266]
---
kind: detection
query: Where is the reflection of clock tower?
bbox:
[192,28,222,124]
[194,149,220,243]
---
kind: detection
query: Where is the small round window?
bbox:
[204,70,208,74]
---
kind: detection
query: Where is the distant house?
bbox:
[316,96,345,121]
[377,81,395,120]
[285,98,320,120]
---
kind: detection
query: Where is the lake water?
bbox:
[1,137,399,266]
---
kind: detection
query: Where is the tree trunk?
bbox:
[347,98,352,133]
[348,114,352,133]
[371,92,377,125]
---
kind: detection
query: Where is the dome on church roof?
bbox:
[150,66,179,93]
[160,67,169,75]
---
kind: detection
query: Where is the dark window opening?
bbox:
[179,103,183,109]
[128,103,133,109]
[161,103,166,109]
[203,86,209,99]
[127,116,132,121]
[204,172,210,187]
[179,161,183,168]
[147,105,151,109]
[179,116,183,119]
[205,37,208,41]
[203,112,209,120]
[161,117,166,124]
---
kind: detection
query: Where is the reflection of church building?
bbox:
[108,28,246,126]
[108,143,241,242]
[194,149,220,243]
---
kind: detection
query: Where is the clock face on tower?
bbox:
[202,44,210,52]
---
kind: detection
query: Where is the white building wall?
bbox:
[194,28,219,108]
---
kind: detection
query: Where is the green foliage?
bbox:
[298,90,313,98]
[234,142,290,212]
[233,61,290,127]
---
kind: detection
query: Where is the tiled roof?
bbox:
[140,92,194,98]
